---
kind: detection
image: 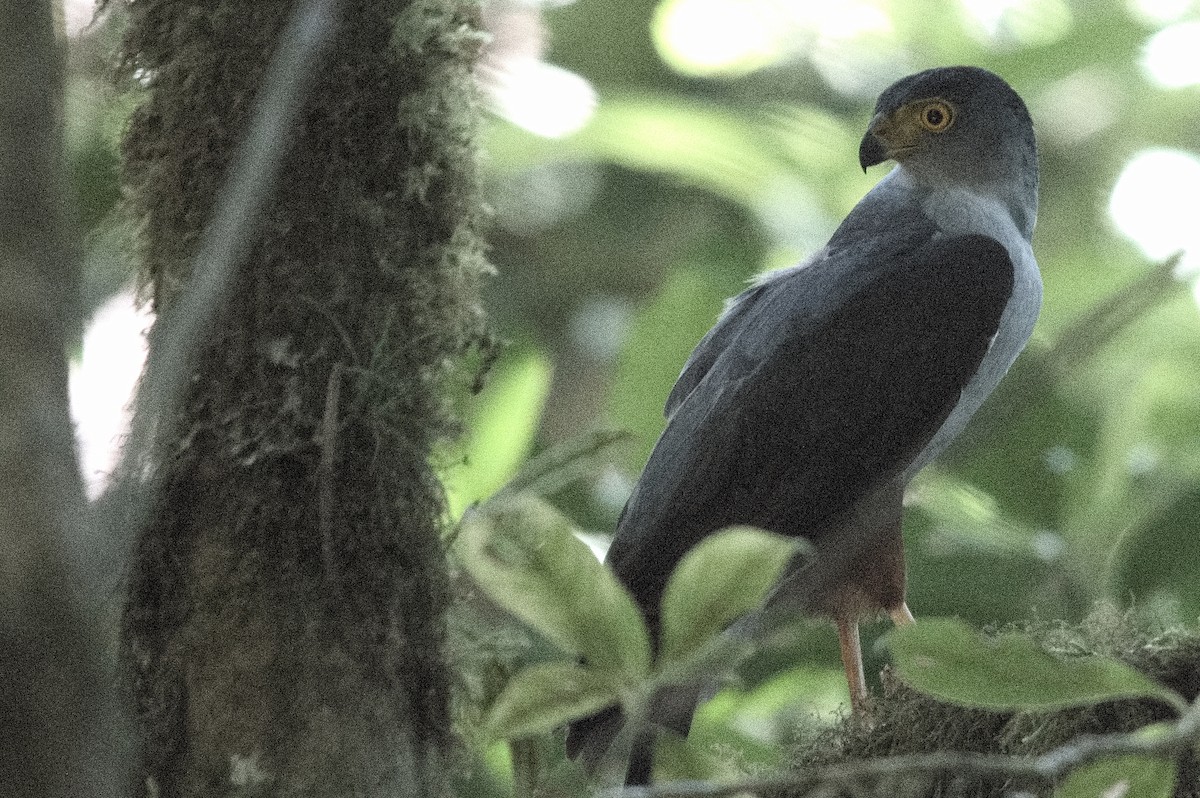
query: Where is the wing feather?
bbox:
[608,232,1015,623]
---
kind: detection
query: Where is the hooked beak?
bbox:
[858,122,888,171]
[858,109,920,172]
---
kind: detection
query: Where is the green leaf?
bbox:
[492,427,631,501]
[1111,487,1200,624]
[1055,755,1176,798]
[658,526,801,667]
[484,662,621,741]
[444,353,553,519]
[455,493,652,679]
[608,267,749,471]
[886,618,1186,712]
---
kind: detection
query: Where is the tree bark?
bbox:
[0,4,129,797]
[116,1,488,795]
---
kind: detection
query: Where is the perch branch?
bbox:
[602,696,1200,798]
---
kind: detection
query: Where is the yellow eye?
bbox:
[917,100,954,132]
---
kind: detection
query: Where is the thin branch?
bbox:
[1046,252,1184,378]
[493,428,631,501]
[600,696,1200,798]
[598,754,1046,798]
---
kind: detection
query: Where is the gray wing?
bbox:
[607,230,1015,627]
[665,279,769,419]
[665,181,937,418]
[565,228,1015,766]
[665,257,874,419]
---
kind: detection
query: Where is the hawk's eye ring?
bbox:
[918,101,954,132]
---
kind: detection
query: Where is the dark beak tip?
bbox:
[858,133,888,171]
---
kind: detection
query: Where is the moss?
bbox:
[117,1,490,794]
[785,607,1200,798]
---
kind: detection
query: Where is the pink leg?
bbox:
[837,615,868,713]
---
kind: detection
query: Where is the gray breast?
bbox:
[903,184,1042,479]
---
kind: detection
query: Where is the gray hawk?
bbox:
[567,65,1041,785]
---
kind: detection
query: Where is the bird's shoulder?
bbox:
[920,184,1036,268]
[665,199,1014,419]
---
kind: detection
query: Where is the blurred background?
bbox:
[65,0,1200,784]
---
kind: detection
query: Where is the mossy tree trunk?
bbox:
[117,1,488,795]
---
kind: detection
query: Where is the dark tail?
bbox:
[566,678,708,784]
[564,705,624,773]
[566,705,658,786]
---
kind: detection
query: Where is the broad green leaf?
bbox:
[484,662,621,741]
[455,493,652,679]
[1055,755,1176,798]
[658,526,800,667]
[886,618,1185,712]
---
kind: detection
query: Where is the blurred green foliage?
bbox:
[64,0,1200,791]
[455,504,1196,794]
[467,0,1200,786]
[470,0,1200,677]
